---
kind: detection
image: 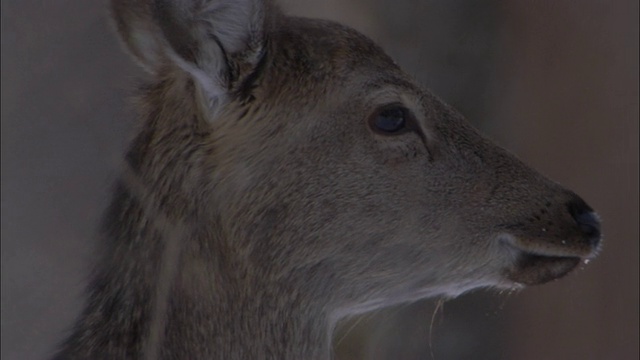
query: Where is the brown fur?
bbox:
[53,1,601,359]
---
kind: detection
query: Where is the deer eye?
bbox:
[370,105,410,135]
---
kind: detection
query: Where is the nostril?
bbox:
[575,211,601,242]
[567,200,601,247]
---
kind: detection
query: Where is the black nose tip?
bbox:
[567,199,601,247]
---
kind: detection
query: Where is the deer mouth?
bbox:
[505,251,582,285]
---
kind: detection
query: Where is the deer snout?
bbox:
[499,191,601,286]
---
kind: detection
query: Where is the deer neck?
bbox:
[160,227,334,359]
[85,178,334,359]
[171,268,333,359]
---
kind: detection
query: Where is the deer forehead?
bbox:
[252,17,418,108]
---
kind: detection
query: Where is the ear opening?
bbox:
[110,0,274,116]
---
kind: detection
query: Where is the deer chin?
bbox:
[504,252,582,285]
[498,234,595,286]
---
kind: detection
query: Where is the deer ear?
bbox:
[110,0,269,111]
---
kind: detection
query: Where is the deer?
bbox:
[52,0,602,359]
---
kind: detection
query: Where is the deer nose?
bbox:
[567,199,601,248]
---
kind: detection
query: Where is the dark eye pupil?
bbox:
[374,107,406,133]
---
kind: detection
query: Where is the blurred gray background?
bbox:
[1,1,637,359]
